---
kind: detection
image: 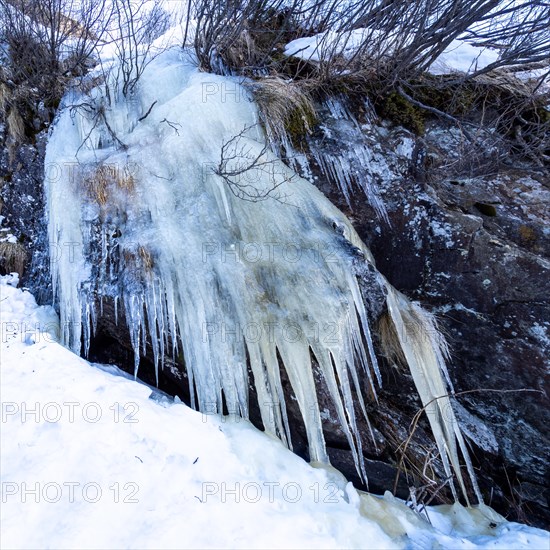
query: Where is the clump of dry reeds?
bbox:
[81,163,136,206]
[0,240,28,277]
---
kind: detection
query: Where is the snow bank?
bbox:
[429,40,499,76]
[284,31,500,76]
[2,276,549,549]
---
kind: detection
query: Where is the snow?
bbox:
[284,29,381,62]
[429,40,499,76]
[2,276,549,549]
[284,31,500,76]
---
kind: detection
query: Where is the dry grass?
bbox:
[122,245,154,274]
[473,67,549,98]
[378,310,407,367]
[7,108,25,145]
[83,173,108,205]
[0,82,10,115]
[247,77,318,149]
[137,246,154,271]
[82,163,136,206]
[0,240,28,277]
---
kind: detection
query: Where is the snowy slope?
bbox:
[1,275,549,550]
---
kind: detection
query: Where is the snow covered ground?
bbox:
[283,31,501,75]
[284,31,547,82]
[1,275,549,549]
[428,40,499,76]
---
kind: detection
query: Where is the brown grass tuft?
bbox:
[138,246,154,271]
[0,82,10,115]
[7,108,25,145]
[247,77,317,148]
[82,163,135,206]
[0,240,28,277]
[122,245,154,275]
[378,310,407,367]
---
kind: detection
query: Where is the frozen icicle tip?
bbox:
[345,482,361,508]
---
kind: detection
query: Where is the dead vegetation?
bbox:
[189,0,549,170]
[0,240,28,276]
[214,123,298,204]
[377,311,407,368]
[122,245,155,277]
[0,0,112,156]
[247,77,318,150]
[81,163,135,206]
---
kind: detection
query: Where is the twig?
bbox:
[102,113,128,150]
[393,387,543,497]
[214,124,296,204]
[138,100,157,122]
[160,118,182,136]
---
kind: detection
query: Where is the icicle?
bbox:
[385,287,483,504]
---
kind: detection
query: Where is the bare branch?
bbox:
[214,124,296,204]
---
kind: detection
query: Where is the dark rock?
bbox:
[315,113,549,528]
[474,202,497,217]
[0,130,52,304]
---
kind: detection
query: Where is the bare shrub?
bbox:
[107,0,170,97]
[190,1,549,83]
[0,0,112,102]
[191,0,322,76]
[408,69,550,175]
[214,124,297,203]
[0,0,113,153]
[189,0,548,168]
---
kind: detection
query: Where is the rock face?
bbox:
[0,131,52,304]
[2,110,548,528]
[311,113,549,527]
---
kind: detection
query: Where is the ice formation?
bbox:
[45,48,480,501]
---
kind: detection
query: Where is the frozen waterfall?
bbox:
[45,48,480,502]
